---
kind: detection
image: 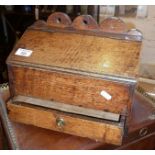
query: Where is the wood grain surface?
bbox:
[3,88,155,150]
[9,121,155,150]
[7,29,141,78]
[5,15,143,148]
[7,101,123,145]
[47,12,72,28]
[1,87,155,149]
[11,122,103,150]
[9,65,130,114]
[72,15,99,30]
[100,17,128,33]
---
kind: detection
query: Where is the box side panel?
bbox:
[9,65,131,114]
[7,65,16,99]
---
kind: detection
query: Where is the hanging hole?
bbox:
[56,17,61,24]
[83,19,88,25]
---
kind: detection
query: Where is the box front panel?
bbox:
[8,65,131,114]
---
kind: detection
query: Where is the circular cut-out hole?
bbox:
[83,19,88,25]
[56,17,61,24]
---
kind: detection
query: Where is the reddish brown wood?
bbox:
[1,89,155,149]
[72,15,99,30]
[33,20,47,27]
[11,122,103,150]
[117,133,155,150]
[100,17,128,33]
[9,121,155,150]
[47,12,72,28]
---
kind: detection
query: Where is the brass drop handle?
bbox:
[56,118,65,128]
[139,127,148,137]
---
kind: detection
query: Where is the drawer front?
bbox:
[7,101,123,145]
[8,65,131,114]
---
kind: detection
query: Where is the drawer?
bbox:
[7,100,125,145]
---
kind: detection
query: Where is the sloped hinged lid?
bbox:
[7,12,143,84]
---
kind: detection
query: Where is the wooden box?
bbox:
[6,12,142,145]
